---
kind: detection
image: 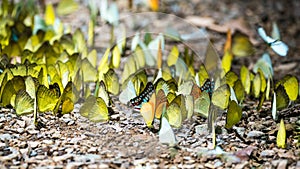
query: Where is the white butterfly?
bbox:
[100,0,119,26]
[119,80,136,105]
[253,52,274,78]
[272,92,277,121]
[159,117,176,145]
[257,26,288,57]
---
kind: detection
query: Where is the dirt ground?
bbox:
[0,0,299,168]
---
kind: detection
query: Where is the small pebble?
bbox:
[260,150,275,157]
[0,134,12,141]
[28,141,39,149]
[16,120,26,128]
[247,131,264,138]
[277,159,288,169]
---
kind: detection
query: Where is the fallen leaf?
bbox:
[185,16,216,28]
[186,16,259,45]
[234,146,257,161]
[274,62,298,72]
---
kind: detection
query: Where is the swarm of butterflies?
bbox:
[0,0,118,126]
[0,0,299,147]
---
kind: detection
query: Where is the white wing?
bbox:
[271,22,281,40]
[139,41,156,67]
[229,86,238,103]
[119,80,136,104]
[258,27,269,42]
[153,68,162,84]
[270,40,289,57]
[272,92,277,120]
[258,27,277,44]
[159,117,176,145]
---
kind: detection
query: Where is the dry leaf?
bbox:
[185,16,216,28]
[186,16,259,45]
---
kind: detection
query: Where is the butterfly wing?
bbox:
[119,80,137,105]
[37,85,59,112]
[279,75,298,101]
[104,69,119,95]
[257,27,269,43]
[80,95,109,122]
[159,117,176,145]
[194,92,210,118]
[270,40,288,57]
[129,82,154,107]
[140,94,155,128]
[97,81,110,107]
[155,89,168,119]
[271,93,277,121]
[88,97,109,122]
[275,85,289,111]
[165,101,182,128]
[211,84,230,110]
[15,90,34,116]
[225,100,242,129]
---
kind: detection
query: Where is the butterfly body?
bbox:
[191,79,214,99]
[129,82,154,107]
[200,79,214,98]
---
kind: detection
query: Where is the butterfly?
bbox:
[225,100,242,129]
[119,80,137,105]
[129,82,155,108]
[139,82,170,127]
[275,75,298,101]
[79,95,109,122]
[36,83,60,113]
[272,75,299,121]
[95,80,111,107]
[53,81,79,116]
[177,79,214,99]
[231,32,255,58]
[253,52,273,78]
[1,76,26,107]
[122,69,148,96]
[100,0,119,26]
[159,117,176,145]
[103,69,119,95]
[165,96,182,128]
[140,92,156,127]
[257,25,288,57]
[15,89,35,116]
[15,76,38,116]
[192,79,215,118]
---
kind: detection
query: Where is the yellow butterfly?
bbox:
[276,75,298,101]
[53,81,79,115]
[165,97,182,128]
[232,32,255,58]
[36,84,60,113]
[79,95,109,122]
[122,69,148,96]
[95,80,111,107]
[1,76,26,107]
[15,76,38,116]
[15,89,34,116]
[104,69,119,95]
